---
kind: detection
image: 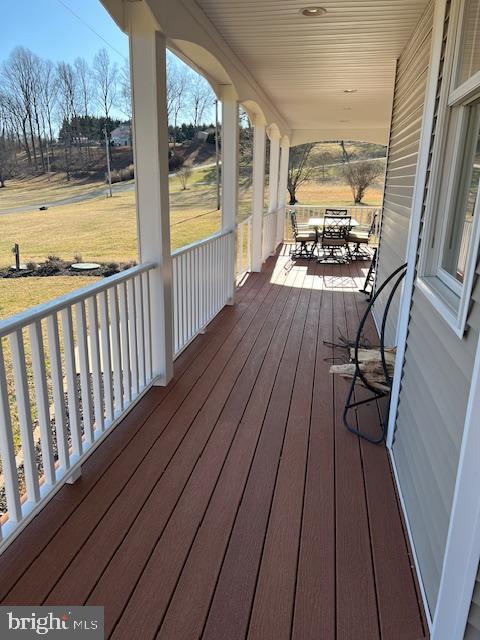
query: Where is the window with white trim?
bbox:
[419,0,480,336]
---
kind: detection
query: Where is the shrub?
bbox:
[102,262,120,277]
[109,170,121,184]
[169,153,184,172]
[26,261,37,272]
[37,256,64,276]
[73,254,83,263]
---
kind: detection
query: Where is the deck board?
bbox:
[0,249,427,640]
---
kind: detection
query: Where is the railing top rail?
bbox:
[263,208,279,217]
[0,261,156,338]
[171,228,233,259]
[288,203,381,210]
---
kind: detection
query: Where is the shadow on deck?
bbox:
[0,247,427,640]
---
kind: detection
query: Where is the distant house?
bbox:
[111,124,131,146]
[195,126,216,143]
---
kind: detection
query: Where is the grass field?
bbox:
[0,167,383,322]
[295,179,384,206]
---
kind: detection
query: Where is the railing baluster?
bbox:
[182,253,188,345]
[127,278,139,397]
[87,296,104,432]
[0,341,22,524]
[98,291,114,424]
[29,320,56,486]
[173,257,179,354]
[60,307,82,457]
[135,276,146,389]
[142,271,152,381]
[9,329,40,504]
[108,287,123,413]
[0,263,156,549]
[46,314,69,471]
[75,301,94,446]
[118,282,131,406]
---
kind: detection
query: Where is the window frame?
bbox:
[418,0,480,337]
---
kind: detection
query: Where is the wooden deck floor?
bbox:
[0,248,427,640]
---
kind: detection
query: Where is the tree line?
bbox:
[0,46,216,186]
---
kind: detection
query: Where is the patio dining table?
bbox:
[308,217,360,228]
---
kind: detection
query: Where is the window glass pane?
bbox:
[456,0,480,87]
[441,104,480,282]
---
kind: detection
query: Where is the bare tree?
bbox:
[56,61,78,180]
[188,73,212,130]
[167,55,188,148]
[287,143,316,204]
[93,48,118,121]
[0,99,18,187]
[119,59,131,121]
[40,59,58,163]
[343,160,383,204]
[2,47,40,169]
[178,164,192,190]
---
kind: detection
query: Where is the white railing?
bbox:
[0,262,156,549]
[172,229,235,356]
[262,209,277,261]
[236,215,252,276]
[285,203,382,241]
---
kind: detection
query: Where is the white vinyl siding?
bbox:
[374,1,434,343]
[390,0,480,620]
[463,264,480,640]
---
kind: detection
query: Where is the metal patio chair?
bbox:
[348,212,378,259]
[318,215,351,262]
[340,263,407,444]
[290,210,317,259]
[325,208,348,216]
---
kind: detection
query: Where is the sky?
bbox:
[0,0,216,124]
[0,0,129,67]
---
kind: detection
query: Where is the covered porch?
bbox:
[0,251,426,640]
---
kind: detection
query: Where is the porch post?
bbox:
[220,85,239,303]
[251,119,266,272]
[276,140,289,246]
[267,129,280,254]
[128,4,173,385]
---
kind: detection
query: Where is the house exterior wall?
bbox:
[384,0,480,624]
[374,0,434,343]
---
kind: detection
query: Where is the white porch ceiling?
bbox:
[194,0,430,142]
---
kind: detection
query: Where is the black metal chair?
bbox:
[348,212,378,259]
[290,210,317,259]
[343,263,407,444]
[325,208,348,216]
[359,247,378,300]
[319,215,351,262]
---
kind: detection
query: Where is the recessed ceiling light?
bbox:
[300,6,327,16]
[343,89,357,93]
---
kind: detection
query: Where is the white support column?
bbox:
[267,130,280,256]
[220,85,238,302]
[276,141,289,246]
[128,4,173,385]
[251,119,266,272]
